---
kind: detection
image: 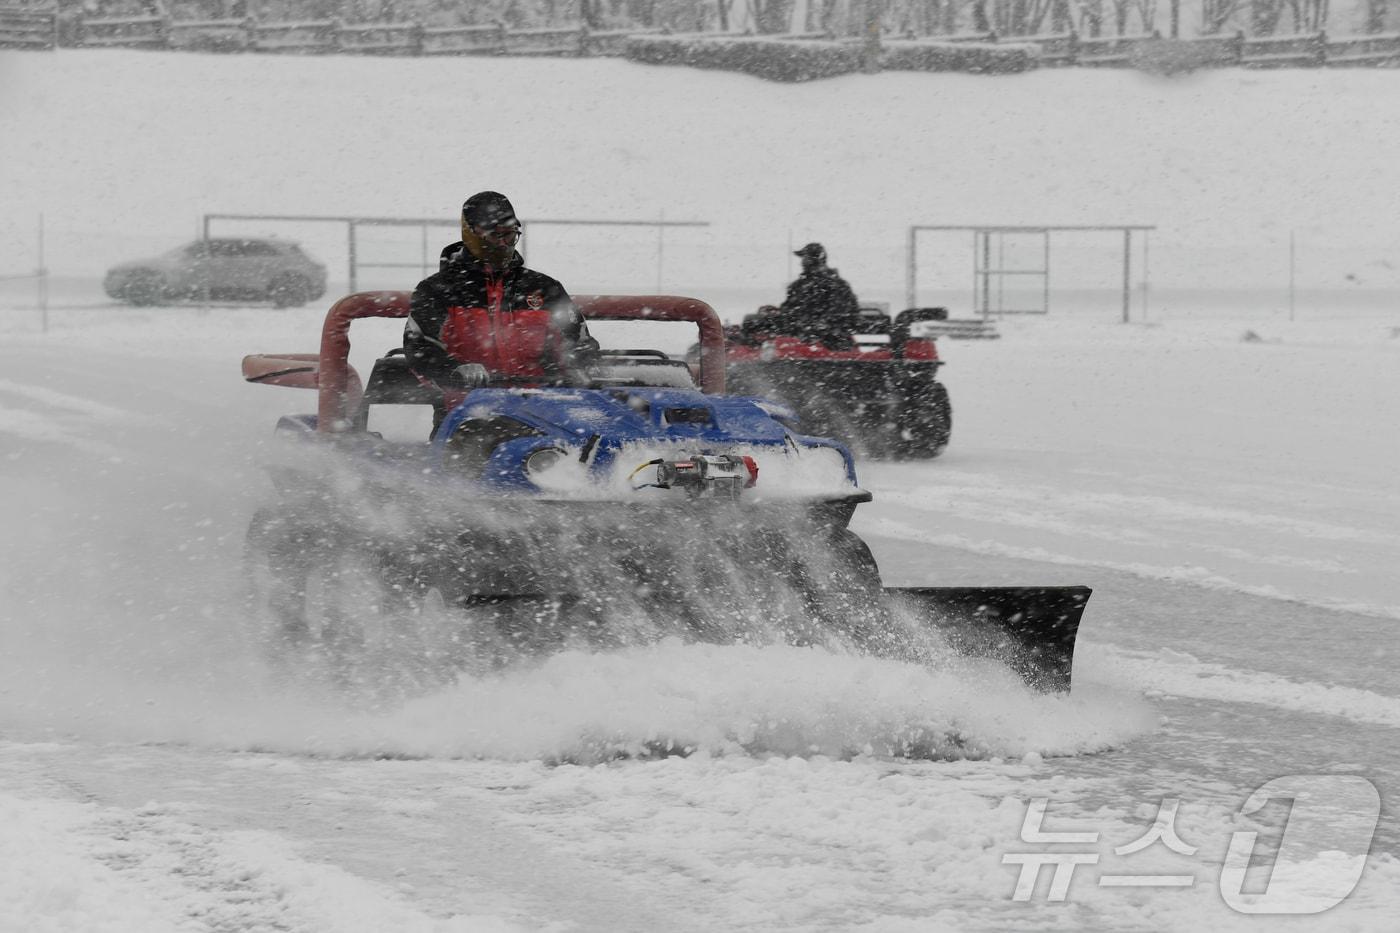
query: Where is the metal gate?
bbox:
[906,224,1155,322]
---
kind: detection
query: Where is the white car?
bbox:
[104,238,327,308]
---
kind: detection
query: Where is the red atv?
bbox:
[709,305,953,460]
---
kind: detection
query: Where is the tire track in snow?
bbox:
[1079,643,1400,729]
[83,804,524,933]
[0,378,162,425]
[2,742,716,933]
[875,476,1400,549]
[859,510,1400,621]
[0,377,162,460]
[0,759,530,933]
[0,403,126,458]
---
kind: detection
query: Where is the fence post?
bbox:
[1314,29,1326,66]
[38,214,48,334]
[1232,29,1244,64]
[861,0,882,73]
[1068,30,1079,65]
[1121,228,1131,323]
[905,226,917,311]
[1288,229,1296,322]
[56,6,78,46]
[409,23,423,56]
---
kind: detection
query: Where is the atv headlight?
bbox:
[524,446,568,478]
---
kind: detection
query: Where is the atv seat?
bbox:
[362,352,440,406]
[857,306,892,335]
[891,307,949,356]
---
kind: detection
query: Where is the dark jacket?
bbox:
[779,266,861,348]
[405,242,597,387]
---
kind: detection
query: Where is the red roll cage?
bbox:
[242,291,727,433]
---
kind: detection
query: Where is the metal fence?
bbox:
[201,213,710,294]
[5,214,1397,329]
[2,7,653,56]
[5,7,1398,69]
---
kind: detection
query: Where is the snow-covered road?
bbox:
[2,302,1398,931]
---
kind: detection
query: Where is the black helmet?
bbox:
[462,191,518,230]
[794,242,826,263]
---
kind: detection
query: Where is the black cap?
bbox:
[794,242,826,262]
[462,191,518,229]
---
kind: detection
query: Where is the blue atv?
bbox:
[242,292,1088,697]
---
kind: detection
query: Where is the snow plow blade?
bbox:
[886,586,1090,693]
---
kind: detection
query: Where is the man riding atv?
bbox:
[404,191,599,431]
[717,241,953,460]
[744,242,862,350]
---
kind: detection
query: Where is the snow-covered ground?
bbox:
[2,49,1399,932]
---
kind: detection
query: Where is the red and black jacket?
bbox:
[404,242,597,387]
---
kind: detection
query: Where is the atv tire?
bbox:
[243,509,463,700]
[831,527,880,580]
[898,381,951,460]
[761,527,892,654]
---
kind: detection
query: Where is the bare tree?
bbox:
[624,0,656,26]
[1112,0,1129,32]
[886,0,937,35]
[1080,0,1105,35]
[712,0,733,30]
[998,0,1057,34]
[1108,0,1164,31]
[1132,0,1157,31]
[1250,0,1284,33]
[919,0,945,34]
[1364,0,1383,31]
[747,0,794,32]
[1201,0,1241,32]
[970,0,991,31]
[941,0,957,31]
